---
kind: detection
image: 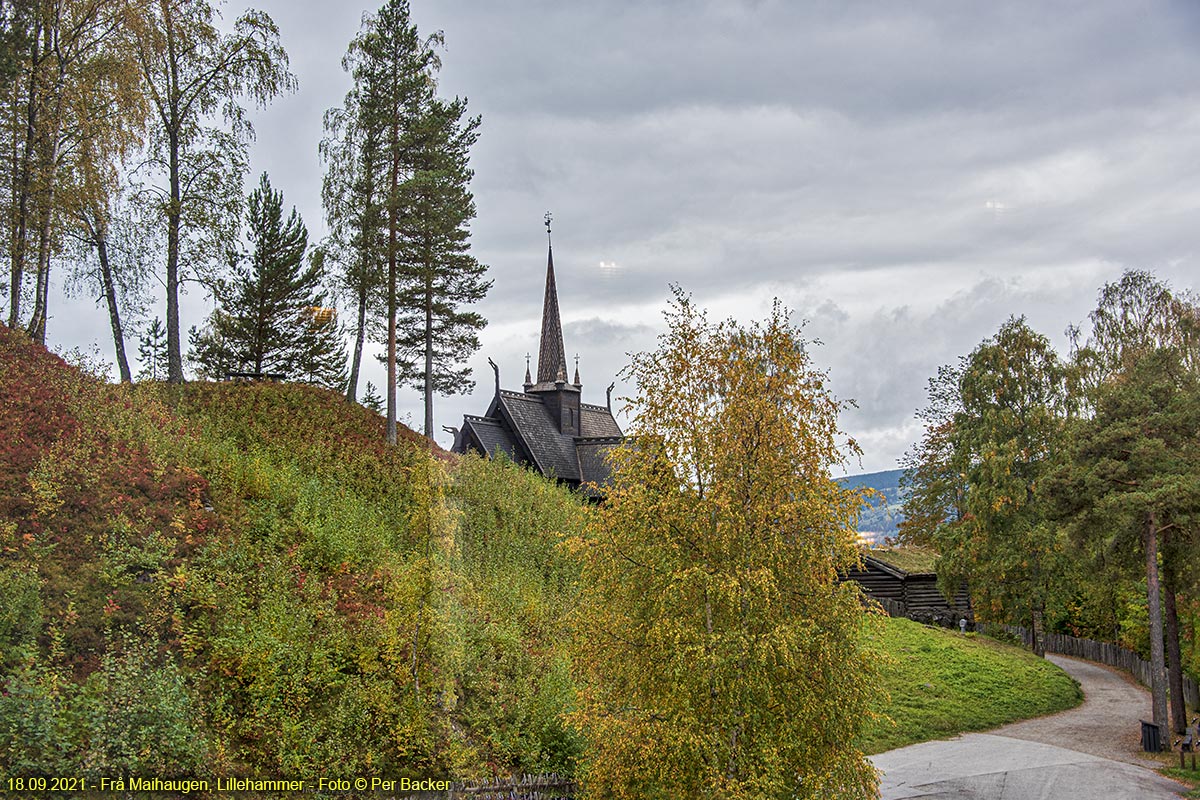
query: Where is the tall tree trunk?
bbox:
[27,158,57,343]
[1163,556,1187,735]
[26,20,68,345]
[385,135,398,444]
[1145,511,1169,745]
[163,3,183,384]
[252,300,265,375]
[8,18,42,328]
[1031,602,1046,659]
[1030,548,1046,658]
[165,130,182,382]
[26,219,49,341]
[423,273,432,437]
[96,234,131,382]
[346,283,367,402]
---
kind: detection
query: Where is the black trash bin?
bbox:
[1141,719,1162,752]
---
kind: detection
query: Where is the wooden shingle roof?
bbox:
[498,391,582,482]
[460,415,522,462]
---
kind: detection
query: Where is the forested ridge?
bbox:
[838,469,906,541]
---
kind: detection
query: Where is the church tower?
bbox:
[451,215,623,495]
[526,214,582,435]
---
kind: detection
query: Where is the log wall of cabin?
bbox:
[843,563,904,602]
[844,563,973,621]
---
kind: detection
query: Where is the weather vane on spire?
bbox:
[544,211,552,238]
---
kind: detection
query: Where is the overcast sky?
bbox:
[45,0,1200,474]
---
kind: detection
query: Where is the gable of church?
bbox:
[452,221,624,492]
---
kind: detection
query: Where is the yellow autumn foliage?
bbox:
[568,289,880,800]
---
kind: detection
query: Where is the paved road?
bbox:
[995,655,1164,768]
[871,655,1189,800]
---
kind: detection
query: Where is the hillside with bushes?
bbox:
[0,322,585,779]
[0,324,1081,787]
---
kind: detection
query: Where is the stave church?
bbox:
[450,220,624,495]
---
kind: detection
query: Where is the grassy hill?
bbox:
[0,325,1080,783]
[864,617,1081,753]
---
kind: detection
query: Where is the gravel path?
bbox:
[994,654,1163,768]
[872,653,1190,799]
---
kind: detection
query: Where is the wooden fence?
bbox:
[1004,625,1200,710]
[383,775,574,800]
[447,775,575,800]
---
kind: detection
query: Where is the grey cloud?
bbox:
[34,0,1200,472]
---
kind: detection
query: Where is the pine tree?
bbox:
[291,306,348,391]
[137,316,169,381]
[361,380,383,413]
[1049,347,1200,744]
[189,173,345,388]
[1049,270,1200,740]
[339,0,441,443]
[395,97,490,437]
[329,0,488,441]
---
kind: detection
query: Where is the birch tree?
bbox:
[320,76,385,403]
[934,317,1072,658]
[569,289,879,800]
[4,0,144,342]
[129,0,294,383]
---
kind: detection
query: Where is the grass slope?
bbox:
[1164,766,1200,798]
[866,617,1083,754]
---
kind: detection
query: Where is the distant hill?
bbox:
[837,468,907,544]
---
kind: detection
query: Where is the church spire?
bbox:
[536,212,567,386]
